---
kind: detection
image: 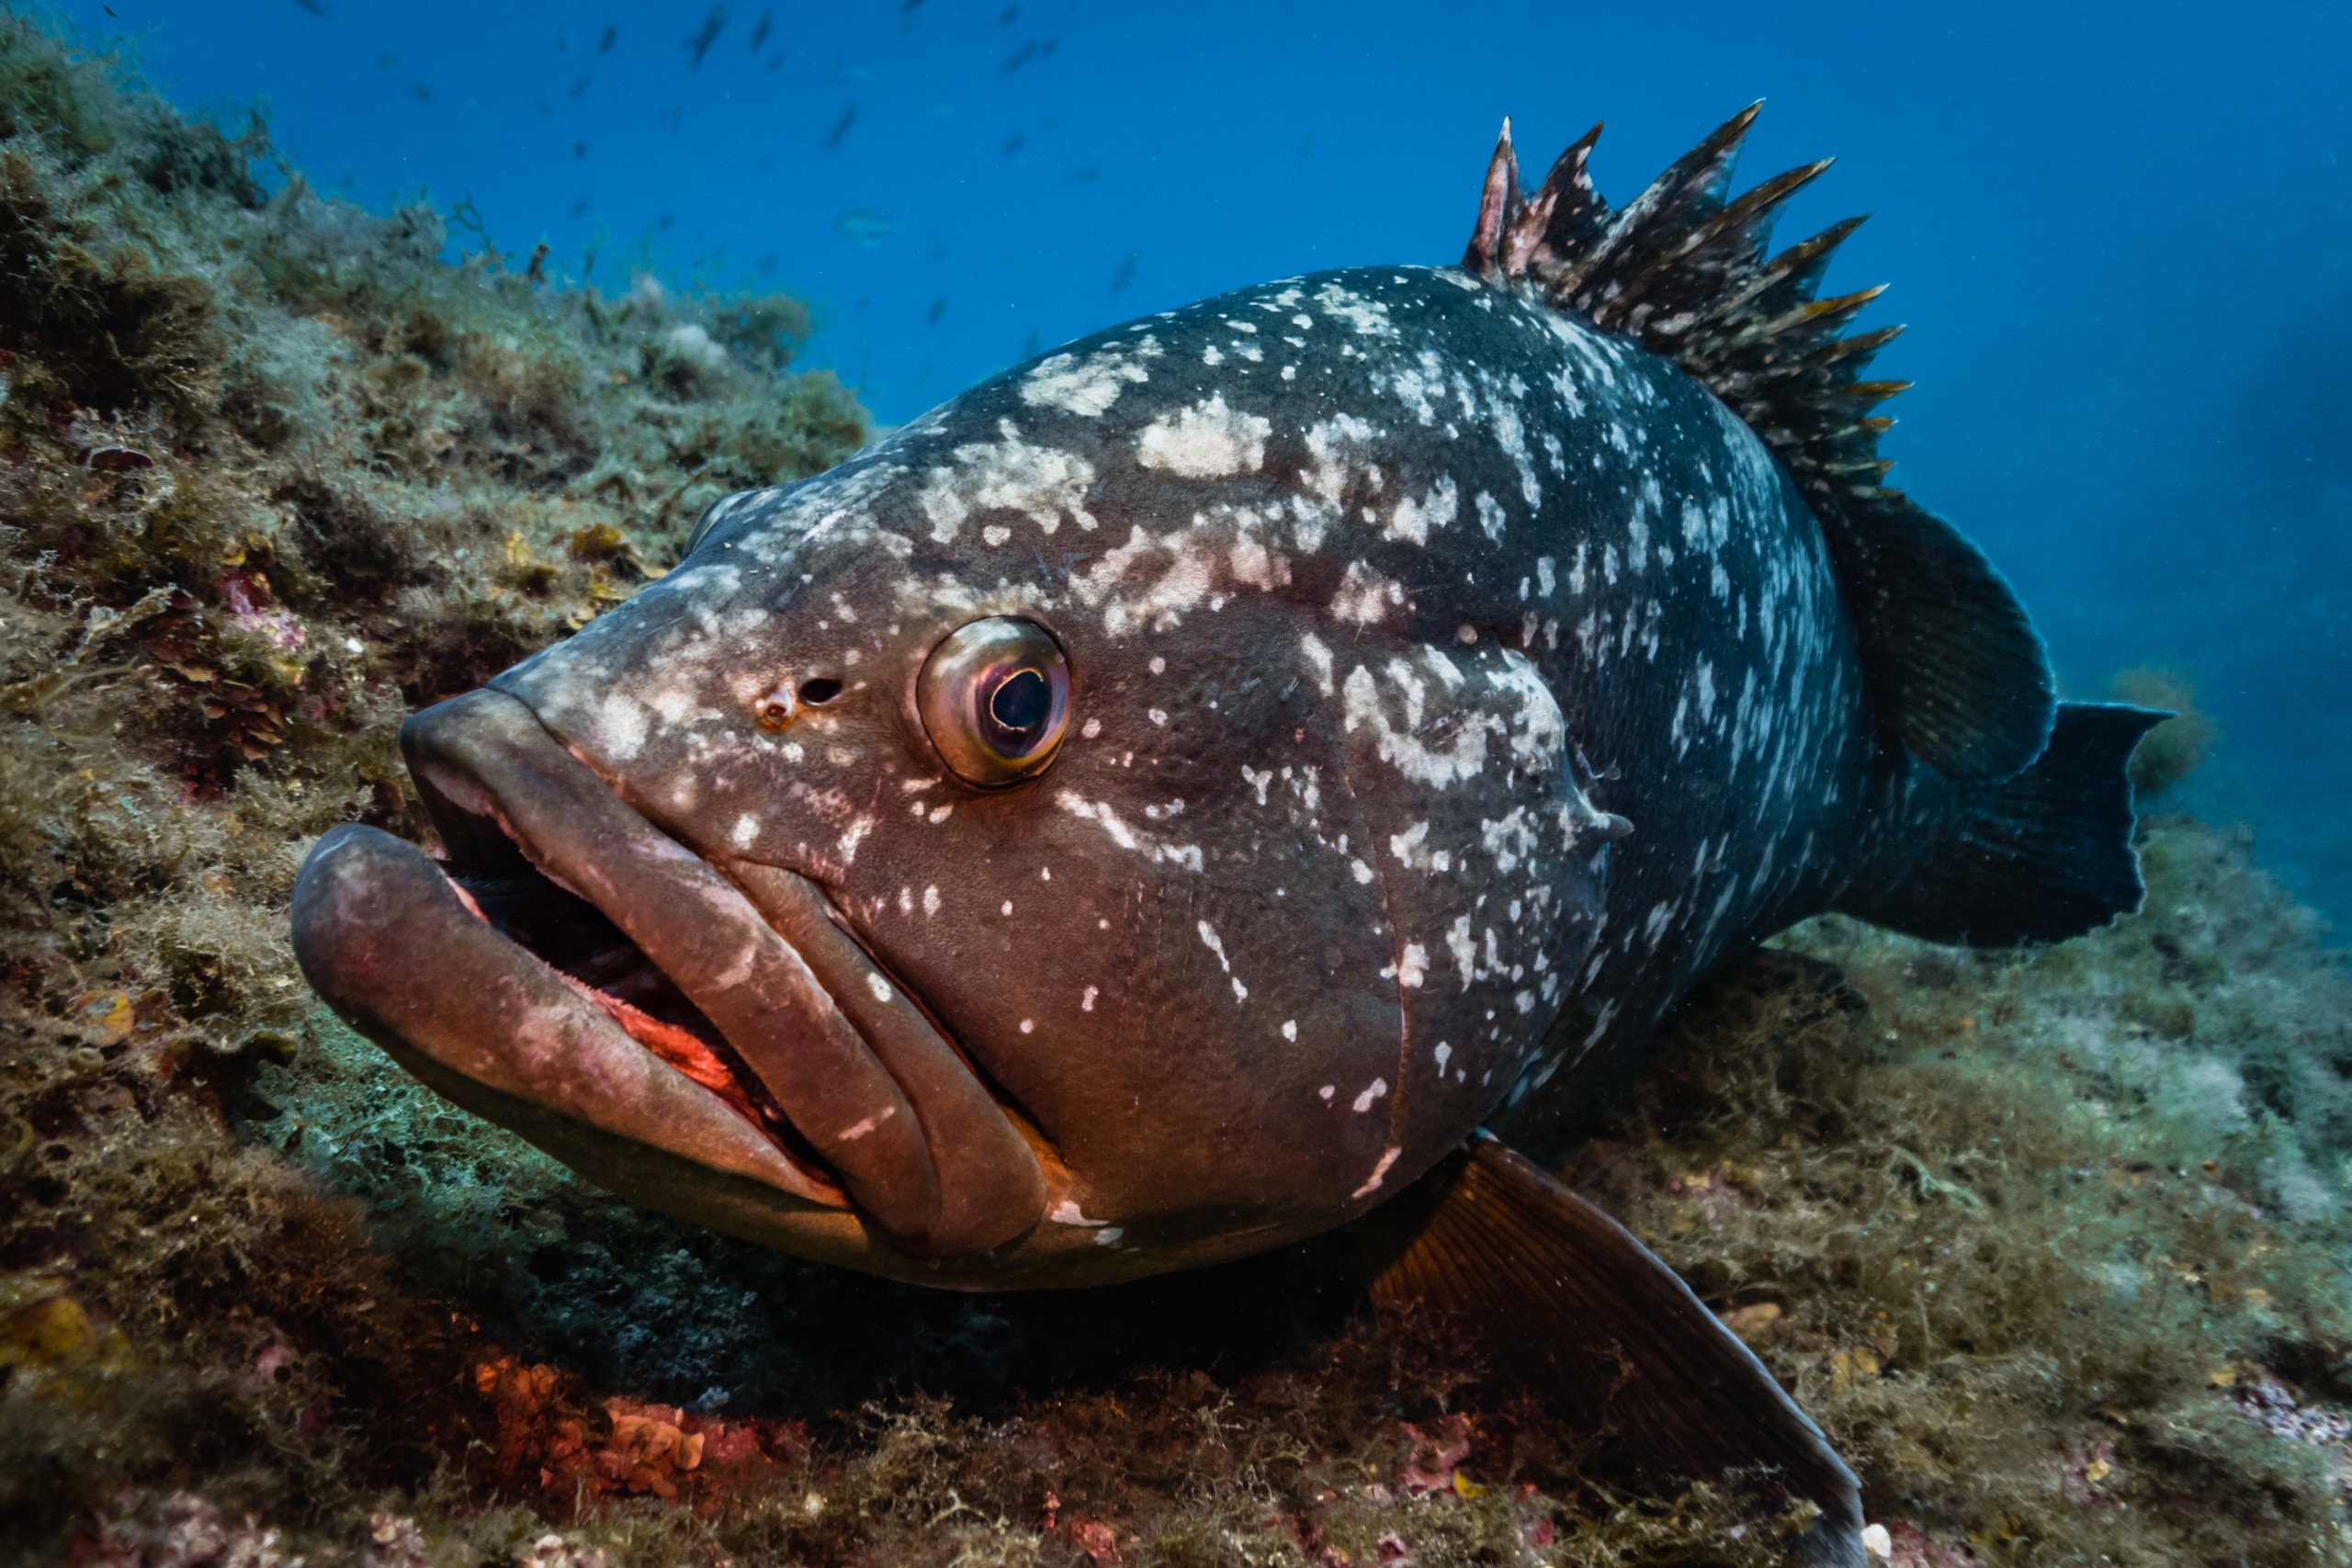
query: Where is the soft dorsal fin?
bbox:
[1462,109,2056,783]
[1363,1134,1865,1564]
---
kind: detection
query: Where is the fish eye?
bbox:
[918,617,1071,787]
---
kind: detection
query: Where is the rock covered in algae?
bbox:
[4,13,2352,1566]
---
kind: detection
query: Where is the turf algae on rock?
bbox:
[4,10,2352,1567]
[0,11,859,1561]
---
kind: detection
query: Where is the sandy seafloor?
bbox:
[5,17,2352,1566]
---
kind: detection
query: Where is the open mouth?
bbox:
[444,861,838,1189]
[289,688,1047,1261]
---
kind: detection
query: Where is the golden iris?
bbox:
[918,617,1071,787]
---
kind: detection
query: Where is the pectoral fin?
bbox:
[1363,1133,1863,1566]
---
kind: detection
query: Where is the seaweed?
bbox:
[1574,857,2352,1566]
[4,10,2352,1567]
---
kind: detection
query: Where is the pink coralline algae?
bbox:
[221,572,307,654]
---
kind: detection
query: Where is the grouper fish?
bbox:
[291,107,2158,1558]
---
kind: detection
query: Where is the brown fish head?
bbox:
[292,276,1621,1287]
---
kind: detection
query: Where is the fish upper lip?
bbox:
[379,687,1046,1259]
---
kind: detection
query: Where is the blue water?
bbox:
[52,0,2352,920]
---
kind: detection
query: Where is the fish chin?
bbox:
[292,687,1053,1271]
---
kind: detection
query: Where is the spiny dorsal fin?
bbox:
[1464,106,2056,782]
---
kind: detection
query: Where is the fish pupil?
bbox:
[989,668,1051,739]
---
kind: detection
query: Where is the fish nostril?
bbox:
[753,676,842,731]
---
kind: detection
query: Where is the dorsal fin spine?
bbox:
[1463,119,1521,276]
[1844,379,1913,406]
[1529,124,1607,271]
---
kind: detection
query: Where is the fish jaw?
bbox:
[288,822,866,1241]
[293,685,1050,1265]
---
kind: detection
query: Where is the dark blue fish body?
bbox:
[293,109,2158,1555]
[654,267,1876,1177]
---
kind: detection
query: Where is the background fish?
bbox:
[292,109,2158,1561]
[833,208,896,247]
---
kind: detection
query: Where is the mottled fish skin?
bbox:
[477,263,1939,1281]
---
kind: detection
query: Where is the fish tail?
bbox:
[1836,702,2167,947]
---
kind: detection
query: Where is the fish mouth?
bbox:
[290,688,1047,1261]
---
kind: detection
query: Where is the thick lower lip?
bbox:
[290,688,1046,1259]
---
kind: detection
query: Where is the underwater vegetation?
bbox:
[4,10,2352,1566]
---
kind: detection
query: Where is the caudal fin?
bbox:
[1838,701,2166,947]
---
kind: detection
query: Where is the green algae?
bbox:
[4,10,2352,1567]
